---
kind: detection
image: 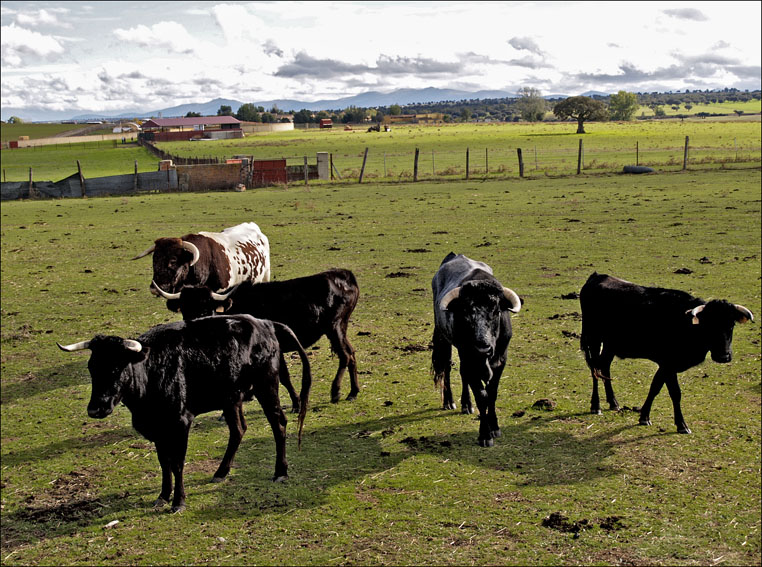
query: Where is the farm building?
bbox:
[140,116,243,142]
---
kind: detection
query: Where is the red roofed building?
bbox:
[140,116,243,142]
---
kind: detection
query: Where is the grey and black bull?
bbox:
[580,272,754,434]
[58,315,311,513]
[131,222,270,296]
[431,253,522,447]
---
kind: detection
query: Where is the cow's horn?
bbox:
[181,241,200,266]
[210,288,235,301]
[124,339,143,352]
[57,340,91,352]
[152,281,181,300]
[687,304,705,325]
[440,287,461,310]
[502,287,522,313]
[131,244,155,260]
[734,304,754,323]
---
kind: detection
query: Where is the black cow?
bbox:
[431,253,522,447]
[155,268,361,405]
[580,272,754,434]
[58,315,312,513]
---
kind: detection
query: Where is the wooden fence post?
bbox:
[517,148,524,178]
[683,136,689,170]
[432,149,435,176]
[577,139,583,174]
[28,167,36,198]
[485,148,488,175]
[413,148,420,182]
[359,147,368,183]
[77,160,86,197]
[466,147,470,180]
[303,156,309,186]
[636,141,639,166]
[330,153,334,180]
[133,160,138,192]
[383,152,387,178]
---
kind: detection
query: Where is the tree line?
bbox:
[178,88,760,134]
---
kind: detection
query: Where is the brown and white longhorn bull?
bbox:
[131,222,270,296]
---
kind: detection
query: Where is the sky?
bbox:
[1,1,761,121]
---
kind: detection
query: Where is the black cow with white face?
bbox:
[431,253,522,447]
[580,272,754,434]
[58,315,312,513]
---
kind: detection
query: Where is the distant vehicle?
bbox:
[319,119,332,129]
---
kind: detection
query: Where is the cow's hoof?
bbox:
[491,429,502,438]
[461,406,474,415]
[346,392,358,401]
[153,497,169,508]
[677,426,692,434]
[478,438,494,447]
[591,409,602,415]
[330,396,340,404]
[638,419,651,426]
[442,402,457,411]
[212,475,226,483]
[170,504,186,514]
[273,474,288,483]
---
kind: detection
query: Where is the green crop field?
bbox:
[1,168,760,565]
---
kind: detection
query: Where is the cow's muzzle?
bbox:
[88,405,113,419]
[711,352,732,364]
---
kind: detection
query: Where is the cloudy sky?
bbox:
[2,1,760,121]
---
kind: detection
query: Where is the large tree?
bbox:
[235,103,261,122]
[515,87,546,122]
[609,90,639,121]
[553,96,608,133]
[217,105,234,116]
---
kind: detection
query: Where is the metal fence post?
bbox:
[683,136,689,170]
[414,148,420,182]
[517,148,524,178]
[359,147,369,183]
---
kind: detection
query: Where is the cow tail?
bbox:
[273,322,312,450]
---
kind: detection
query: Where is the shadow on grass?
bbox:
[1,360,89,405]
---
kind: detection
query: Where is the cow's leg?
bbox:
[253,378,289,481]
[639,368,666,427]
[153,440,173,508]
[486,355,507,438]
[582,329,604,414]
[278,354,301,413]
[169,419,191,513]
[461,366,493,447]
[214,401,246,482]
[599,348,619,411]
[328,323,360,402]
[664,371,691,434]
[432,331,456,410]
[460,375,474,415]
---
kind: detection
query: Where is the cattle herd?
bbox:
[58,221,754,512]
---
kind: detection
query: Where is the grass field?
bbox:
[1,168,760,565]
[2,119,760,183]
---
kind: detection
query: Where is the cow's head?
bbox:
[686,300,754,363]
[440,281,521,359]
[154,283,234,321]
[58,335,147,418]
[131,237,200,295]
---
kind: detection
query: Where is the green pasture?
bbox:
[2,119,760,183]
[637,99,762,117]
[1,169,760,565]
[0,123,84,143]
[158,119,761,179]
[0,141,160,183]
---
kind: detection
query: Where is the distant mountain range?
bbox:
[4,87,612,123]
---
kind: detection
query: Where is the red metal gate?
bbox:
[251,159,287,187]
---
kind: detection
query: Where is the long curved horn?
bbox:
[734,304,754,323]
[124,339,143,352]
[181,241,200,266]
[210,288,235,301]
[131,244,155,260]
[152,281,181,300]
[502,287,522,313]
[439,287,461,311]
[687,304,705,325]
[57,340,91,352]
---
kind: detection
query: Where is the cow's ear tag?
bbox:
[215,306,225,313]
[692,316,700,325]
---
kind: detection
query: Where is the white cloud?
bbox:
[113,21,198,55]
[1,23,65,67]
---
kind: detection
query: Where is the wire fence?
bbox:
[272,138,761,184]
